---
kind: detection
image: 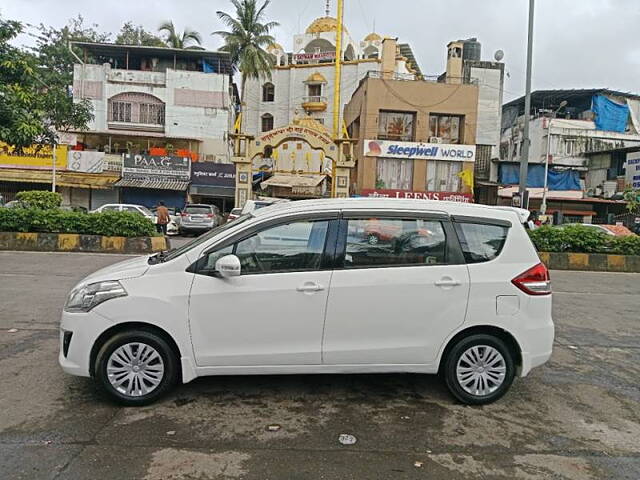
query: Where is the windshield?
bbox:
[139,206,153,216]
[162,214,252,262]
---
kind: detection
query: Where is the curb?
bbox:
[0,232,168,254]
[538,252,640,273]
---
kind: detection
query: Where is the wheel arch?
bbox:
[90,322,183,379]
[437,325,522,375]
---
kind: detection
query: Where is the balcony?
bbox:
[302,96,328,112]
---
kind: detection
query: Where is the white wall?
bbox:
[73,64,233,161]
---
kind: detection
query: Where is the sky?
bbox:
[2,0,640,101]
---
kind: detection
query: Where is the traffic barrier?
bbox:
[538,252,640,273]
[0,231,168,254]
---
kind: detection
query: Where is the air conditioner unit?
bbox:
[429,136,443,144]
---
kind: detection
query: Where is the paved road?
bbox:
[1,251,639,479]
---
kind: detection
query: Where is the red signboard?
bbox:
[360,189,473,203]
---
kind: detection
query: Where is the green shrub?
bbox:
[0,208,156,237]
[15,191,62,210]
[528,225,640,256]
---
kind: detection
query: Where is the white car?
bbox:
[91,203,155,220]
[59,198,554,406]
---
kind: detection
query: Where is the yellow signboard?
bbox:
[0,143,68,170]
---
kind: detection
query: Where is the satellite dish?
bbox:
[494,49,504,62]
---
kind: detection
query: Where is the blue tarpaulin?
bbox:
[592,95,629,132]
[203,59,216,73]
[499,164,581,190]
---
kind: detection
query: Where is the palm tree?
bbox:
[214,0,279,107]
[158,21,202,49]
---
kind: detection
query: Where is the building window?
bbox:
[108,92,165,126]
[308,83,322,99]
[262,83,275,102]
[376,158,413,190]
[429,114,463,144]
[378,111,415,141]
[261,113,274,132]
[426,161,462,192]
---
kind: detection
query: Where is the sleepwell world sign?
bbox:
[364,140,476,162]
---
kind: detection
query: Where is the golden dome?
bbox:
[364,32,381,42]
[305,16,348,34]
[267,42,283,52]
[305,72,328,83]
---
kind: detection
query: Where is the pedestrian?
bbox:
[155,201,170,236]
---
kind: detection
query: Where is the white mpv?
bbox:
[60,198,554,406]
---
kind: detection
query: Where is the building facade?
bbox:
[344,75,479,201]
[498,89,640,222]
[70,42,236,209]
[242,15,420,138]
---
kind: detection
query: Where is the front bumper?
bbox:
[59,310,114,378]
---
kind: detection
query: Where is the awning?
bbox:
[114,177,190,191]
[0,168,120,189]
[260,174,326,189]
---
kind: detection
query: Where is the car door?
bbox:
[188,214,339,367]
[322,213,470,366]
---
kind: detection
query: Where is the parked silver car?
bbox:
[178,204,221,235]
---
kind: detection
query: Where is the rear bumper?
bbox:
[519,317,555,377]
[179,224,214,232]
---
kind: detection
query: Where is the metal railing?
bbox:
[302,96,328,103]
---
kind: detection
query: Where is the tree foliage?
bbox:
[158,21,202,49]
[15,190,62,210]
[0,15,95,150]
[116,22,166,47]
[623,188,640,213]
[214,0,279,103]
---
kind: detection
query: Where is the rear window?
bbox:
[454,222,508,263]
[185,206,212,214]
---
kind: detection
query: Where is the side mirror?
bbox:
[215,254,241,278]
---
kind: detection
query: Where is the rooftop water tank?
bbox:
[462,38,481,61]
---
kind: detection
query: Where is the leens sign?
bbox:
[361,189,473,203]
[364,139,476,162]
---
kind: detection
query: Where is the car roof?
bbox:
[251,198,528,223]
[185,204,213,208]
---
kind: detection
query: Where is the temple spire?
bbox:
[325,0,331,16]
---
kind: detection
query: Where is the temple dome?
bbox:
[364,32,381,42]
[306,16,348,34]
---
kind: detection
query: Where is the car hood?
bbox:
[76,255,151,287]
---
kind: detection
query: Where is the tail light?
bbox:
[512,263,551,296]
[181,212,188,217]
[207,213,214,218]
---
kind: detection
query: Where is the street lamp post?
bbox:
[518,0,535,208]
[51,142,57,192]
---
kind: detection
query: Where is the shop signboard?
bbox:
[292,51,336,63]
[625,152,640,189]
[360,188,473,203]
[191,162,236,186]
[364,139,476,162]
[122,154,190,180]
[67,151,105,173]
[0,143,68,170]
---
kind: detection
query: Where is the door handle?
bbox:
[296,282,324,293]
[435,279,461,287]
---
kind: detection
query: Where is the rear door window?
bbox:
[343,218,447,268]
[454,222,508,263]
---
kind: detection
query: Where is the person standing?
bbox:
[156,201,170,235]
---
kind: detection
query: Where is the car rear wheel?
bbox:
[95,330,177,406]
[443,334,515,405]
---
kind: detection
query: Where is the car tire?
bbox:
[95,330,178,406]
[443,334,515,405]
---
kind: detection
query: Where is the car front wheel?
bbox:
[95,330,177,406]
[443,334,515,405]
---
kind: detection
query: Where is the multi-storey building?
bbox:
[242,15,421,138]
[70,42,236,208]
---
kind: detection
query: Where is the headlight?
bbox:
[64,281,127,313]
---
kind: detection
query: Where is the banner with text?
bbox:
[123,154,190,180]
[67,151,105,173]
[361,188,473,203]
[626,152,640,189]
[364,139,476,162]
